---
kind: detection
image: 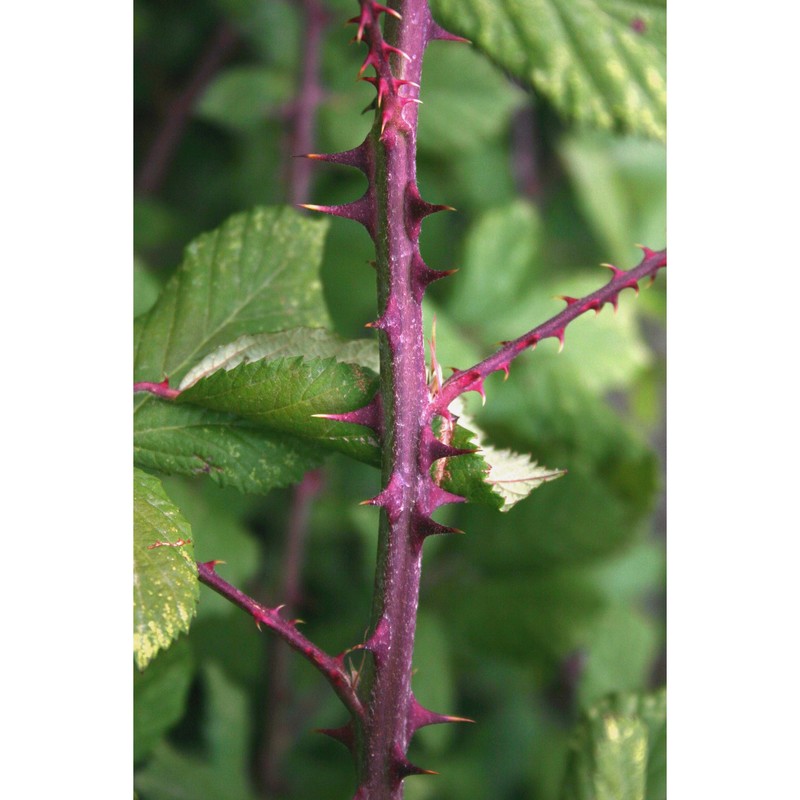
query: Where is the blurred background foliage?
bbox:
[134,0,666,798]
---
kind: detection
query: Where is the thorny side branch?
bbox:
[196,560,364,719]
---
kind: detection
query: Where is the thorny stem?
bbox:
[196,560,363,719]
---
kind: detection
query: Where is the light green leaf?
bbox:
[134,206,330,390]
[446,200,542,323]
[133,399,323,494]
[561,690,666,800]
[179,327,380,390]
[133,469,199,670]
[431,0,666,139]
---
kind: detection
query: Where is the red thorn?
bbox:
[396,757,438,778]
[408,696,475,732]
[428,21,471,43]
[415,514,464,538]
[302,145,368,174]
[636,243,656,259]
[311,395,381,431]
[315,723,355,752]
[554,329,565,352]
[600,262,626,280]
[298,195,375,238]
[427,484,466,512]
[200,559,225,572]
[382,42,411,62]
[556,295,579,306]
[426,437,478,463]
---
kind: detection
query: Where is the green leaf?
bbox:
[134,469,199,670]
[412,612,457,753]
[430,0,666,139]
[444,399,564,512]
[418,43,527,155]
[559,132,667,266]
[134,206,330,390]
[197,67,293,131]
[561,689,666,800]
[134,639,195,763]
[134,399,323,494]
[445,200,542,323]
[577,604,660,709]
[178,327,380,390]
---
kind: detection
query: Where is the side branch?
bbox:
[196,560,364,719]
[431,247,666,414]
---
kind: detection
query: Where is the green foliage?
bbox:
[430,0,666,139]
[134,0,665,797]
[561,689,666,800]
[134,468,199,670]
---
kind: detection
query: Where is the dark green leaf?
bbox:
[431,0,666,139]
[134,639,195,763]
[134,469,198,670]
[134,399,323,494]
[134,664,258,800]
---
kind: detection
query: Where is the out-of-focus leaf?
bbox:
[134,256,163,317]
[134,469,198,670]
[561,689,666,800]
[436,570,607,671]
[134,639,195,763]
[197,67,294,130]
[559,133,666,266]
[412,612,457,753]
[446,200,542,323]
[134,399,323,494]
[134,664,258,800]
[577,604,659,709]
[134,206,330,390]
[431,0,666,139]
[418,44,527,155]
